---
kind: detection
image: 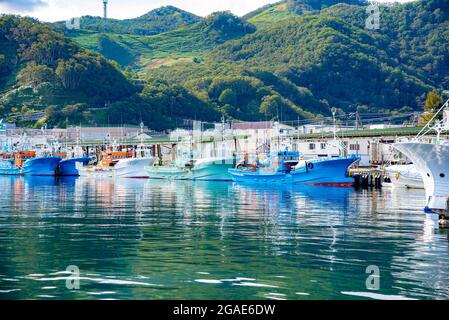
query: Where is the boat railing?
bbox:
[414,98,449,141]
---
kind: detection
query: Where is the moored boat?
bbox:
[229,152,359,186]
[0,153,20,175]
[393,99,449,223]
[21,156,62,176]
[146,157,236,181]
[0,151,61,176]
[291,156,361,187]
[394,142,449,214]
[384,164,424,189]
[79,148,156,179]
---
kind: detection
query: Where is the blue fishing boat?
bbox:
[0,155,20,175]
[291,155,360,187]
[229,151,360,186]
[0,151,62,176]
[229,151,299,184]
[21,156,62,176]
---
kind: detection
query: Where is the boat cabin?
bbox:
[14,151,36,168]
[100,151,132,167]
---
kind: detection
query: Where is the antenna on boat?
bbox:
[332,108,337,142]
[415,98,449,142]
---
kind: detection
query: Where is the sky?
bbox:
[0,0,417,22]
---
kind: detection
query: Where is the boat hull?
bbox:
[146,166,190,180]
[0,160,20,175]
[229,157,359,186]
[79,158,156,179]
[394,142,449,212]
[229,169,289,184]
[114,158,156,178]
[291,157,360,186]
[190,159,235,181]
[58,157,91,176]
[385,165,424,189]
[147,158,235,181]
[21,157,61,176]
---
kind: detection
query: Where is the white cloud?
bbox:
[0,0,418,22]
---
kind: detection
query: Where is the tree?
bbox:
[17,62,56,87]
[218,89,237,106]
[420,90,443,125]
[260,95,282,119]
[55,59,85,90]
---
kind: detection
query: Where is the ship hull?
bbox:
[229,157,359,186]
[291,157,359,186]
[147,158,235,181]
[190,159,235,181]
[58,157,91,176]
[113,158,156,178]
[394,142,449,212]
[229,169,289,184]
[385,165,424,189]
[79,158,156,179]
[0,159,20,175]
[21,157,61,176]
[146,166,190,180]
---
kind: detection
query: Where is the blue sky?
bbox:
[0,0,416,22]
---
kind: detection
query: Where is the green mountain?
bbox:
[1,0,448,130]
[60,6,202,36]
[69,12,256,70]
[0,15,136,125]
[147,0,445,122]
[0,15,220,130]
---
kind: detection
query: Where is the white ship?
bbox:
[394,99,449,224]
[384,164,424,189]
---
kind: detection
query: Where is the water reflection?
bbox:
[0,176,448,300]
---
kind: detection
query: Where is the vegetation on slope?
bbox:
[0,15,220,130]
[148,2,440,122]
[62,6,202,36]
[1,0,447,130]
[70,12,256,70]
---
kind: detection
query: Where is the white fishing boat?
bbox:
[79,123,157,179]
[384,164,424,189]
[394,99,449,223]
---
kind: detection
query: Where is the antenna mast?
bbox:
[103,0,108,32]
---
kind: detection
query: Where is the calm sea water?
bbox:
[0,176,448,300]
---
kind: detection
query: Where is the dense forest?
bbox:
[0,0,448,130]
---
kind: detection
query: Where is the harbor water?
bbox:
[0,176,448,300]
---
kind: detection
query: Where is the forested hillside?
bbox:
[59,6,202,36]
[1,0,448,130]
[0,15,219,130]
[70,12,256,70]
[148,0,446,121]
